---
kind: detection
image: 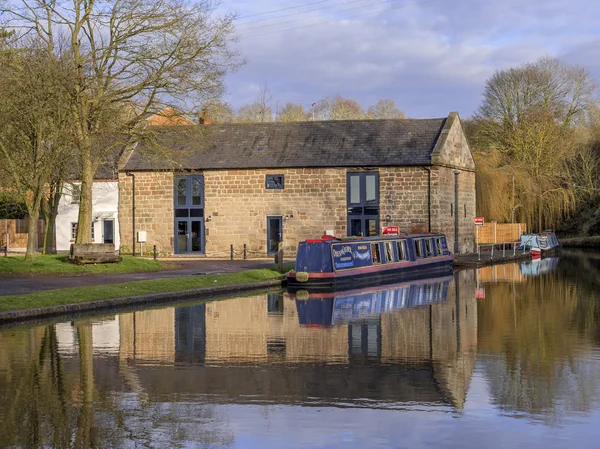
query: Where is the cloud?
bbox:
[220,0,600,118]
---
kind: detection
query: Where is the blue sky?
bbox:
[217,0,600,118]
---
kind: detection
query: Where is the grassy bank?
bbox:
[560,236,600,248]
[0,254,165,275]
[0,268,286,312]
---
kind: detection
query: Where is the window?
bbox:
[425,239,434,257]
[266,174,284,190]
[435,237,444,254]
[396,240,407,260]
[370,243,381,264]
[384,242,394,263]
[69,184,81,203]
[71,222,94,240]
[414,240,424,258]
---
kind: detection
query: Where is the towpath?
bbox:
[0,259,277,296]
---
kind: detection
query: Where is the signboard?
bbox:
[474,217,485,226]
[382,226,399,235]
[332,243,372,270]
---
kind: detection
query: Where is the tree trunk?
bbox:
[24,190,44,260]
[75,148,94,244]
[42,183,62,254]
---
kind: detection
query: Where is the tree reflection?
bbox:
[479,257,600,422]
[0,320,234,448]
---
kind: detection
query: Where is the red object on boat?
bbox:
[531,248,541,258]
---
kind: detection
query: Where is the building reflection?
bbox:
[112,271,478,409]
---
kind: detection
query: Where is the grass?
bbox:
[0,254,165,275]
[0,268,287,312]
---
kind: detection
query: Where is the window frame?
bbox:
[265,174,285,190]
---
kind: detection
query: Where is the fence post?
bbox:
[277,242,284,273]
[494,221,497,244]
[490,245,494,260]
[243,243,247,260]
[153,245,157,260]
[230,244,234,260]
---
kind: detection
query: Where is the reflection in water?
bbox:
[4,252,600,447]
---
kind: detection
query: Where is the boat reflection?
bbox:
[290,276,453,327]
[520,257,560,277]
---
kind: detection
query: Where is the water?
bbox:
[2,250,600,448]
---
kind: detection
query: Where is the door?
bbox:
[347,172,380,236]
[267,216,282,255]
[174,176,204,254]
[102,219,114,244]
[176,219,204,253]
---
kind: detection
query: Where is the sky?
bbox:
[217,0,600,118]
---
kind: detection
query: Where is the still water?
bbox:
[2,250,600,448]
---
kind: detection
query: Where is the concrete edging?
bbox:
[0,278,286,324]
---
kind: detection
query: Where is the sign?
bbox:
[474,217,485,226]
[332,243,372,270]
[382,226,399,235]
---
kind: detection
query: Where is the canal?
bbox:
[1,249,600,448]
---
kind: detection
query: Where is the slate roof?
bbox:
[121,117,447,171]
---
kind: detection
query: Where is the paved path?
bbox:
[0,259,278,296]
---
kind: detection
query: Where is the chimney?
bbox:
[199,108,211,125]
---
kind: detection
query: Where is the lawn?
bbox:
[0,267,288,312]
[0,254,165,275]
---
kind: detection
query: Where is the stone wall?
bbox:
[118,167,475,257]
[118,171,174,255]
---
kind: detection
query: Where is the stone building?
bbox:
[118,112,475,256]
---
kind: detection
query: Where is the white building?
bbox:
[55,180,120,252]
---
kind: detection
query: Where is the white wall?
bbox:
[56,180,120,252]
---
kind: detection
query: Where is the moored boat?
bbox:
[518,230,560,257]
[287,230,453,292]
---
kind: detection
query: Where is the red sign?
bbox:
[476,287,485,300]
[474,217,484,226]
[382,226,399,235]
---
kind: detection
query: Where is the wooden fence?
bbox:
[0,219,50,252]
[476,222,527,244]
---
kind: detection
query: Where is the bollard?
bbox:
[230,244,234,260]
[277,242,284,273]
[243,243,247,260]
[153,244,157,260]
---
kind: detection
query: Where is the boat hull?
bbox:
[287,256,453,292]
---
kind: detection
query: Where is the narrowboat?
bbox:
[517,230,560,257]
[289,275,452,326]
[287,230,453,292]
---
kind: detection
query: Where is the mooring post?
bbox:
[243,243,247,260]
[153,245,157,260]
[277,242,284,273]
[230,244,234,260]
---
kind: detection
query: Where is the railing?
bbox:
[476,241,527,261]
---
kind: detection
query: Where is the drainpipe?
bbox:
[453,169,460,254]
[126,172,136,256]
[423,167,431,232]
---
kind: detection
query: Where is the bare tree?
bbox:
[314,94,365,120]
[276,102,308,122]
[470,57,599,231]
[0,45,76,259]
[1,0,240,243]
[235,102,273,123]
[478,56,597,128]
[367,98,406,119]
[200,100,234,124]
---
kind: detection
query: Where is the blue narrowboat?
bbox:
[290,275,452,326]
[517,230,560,257]
[287,231,453,292]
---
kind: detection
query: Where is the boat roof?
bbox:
[304,233,446,244]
